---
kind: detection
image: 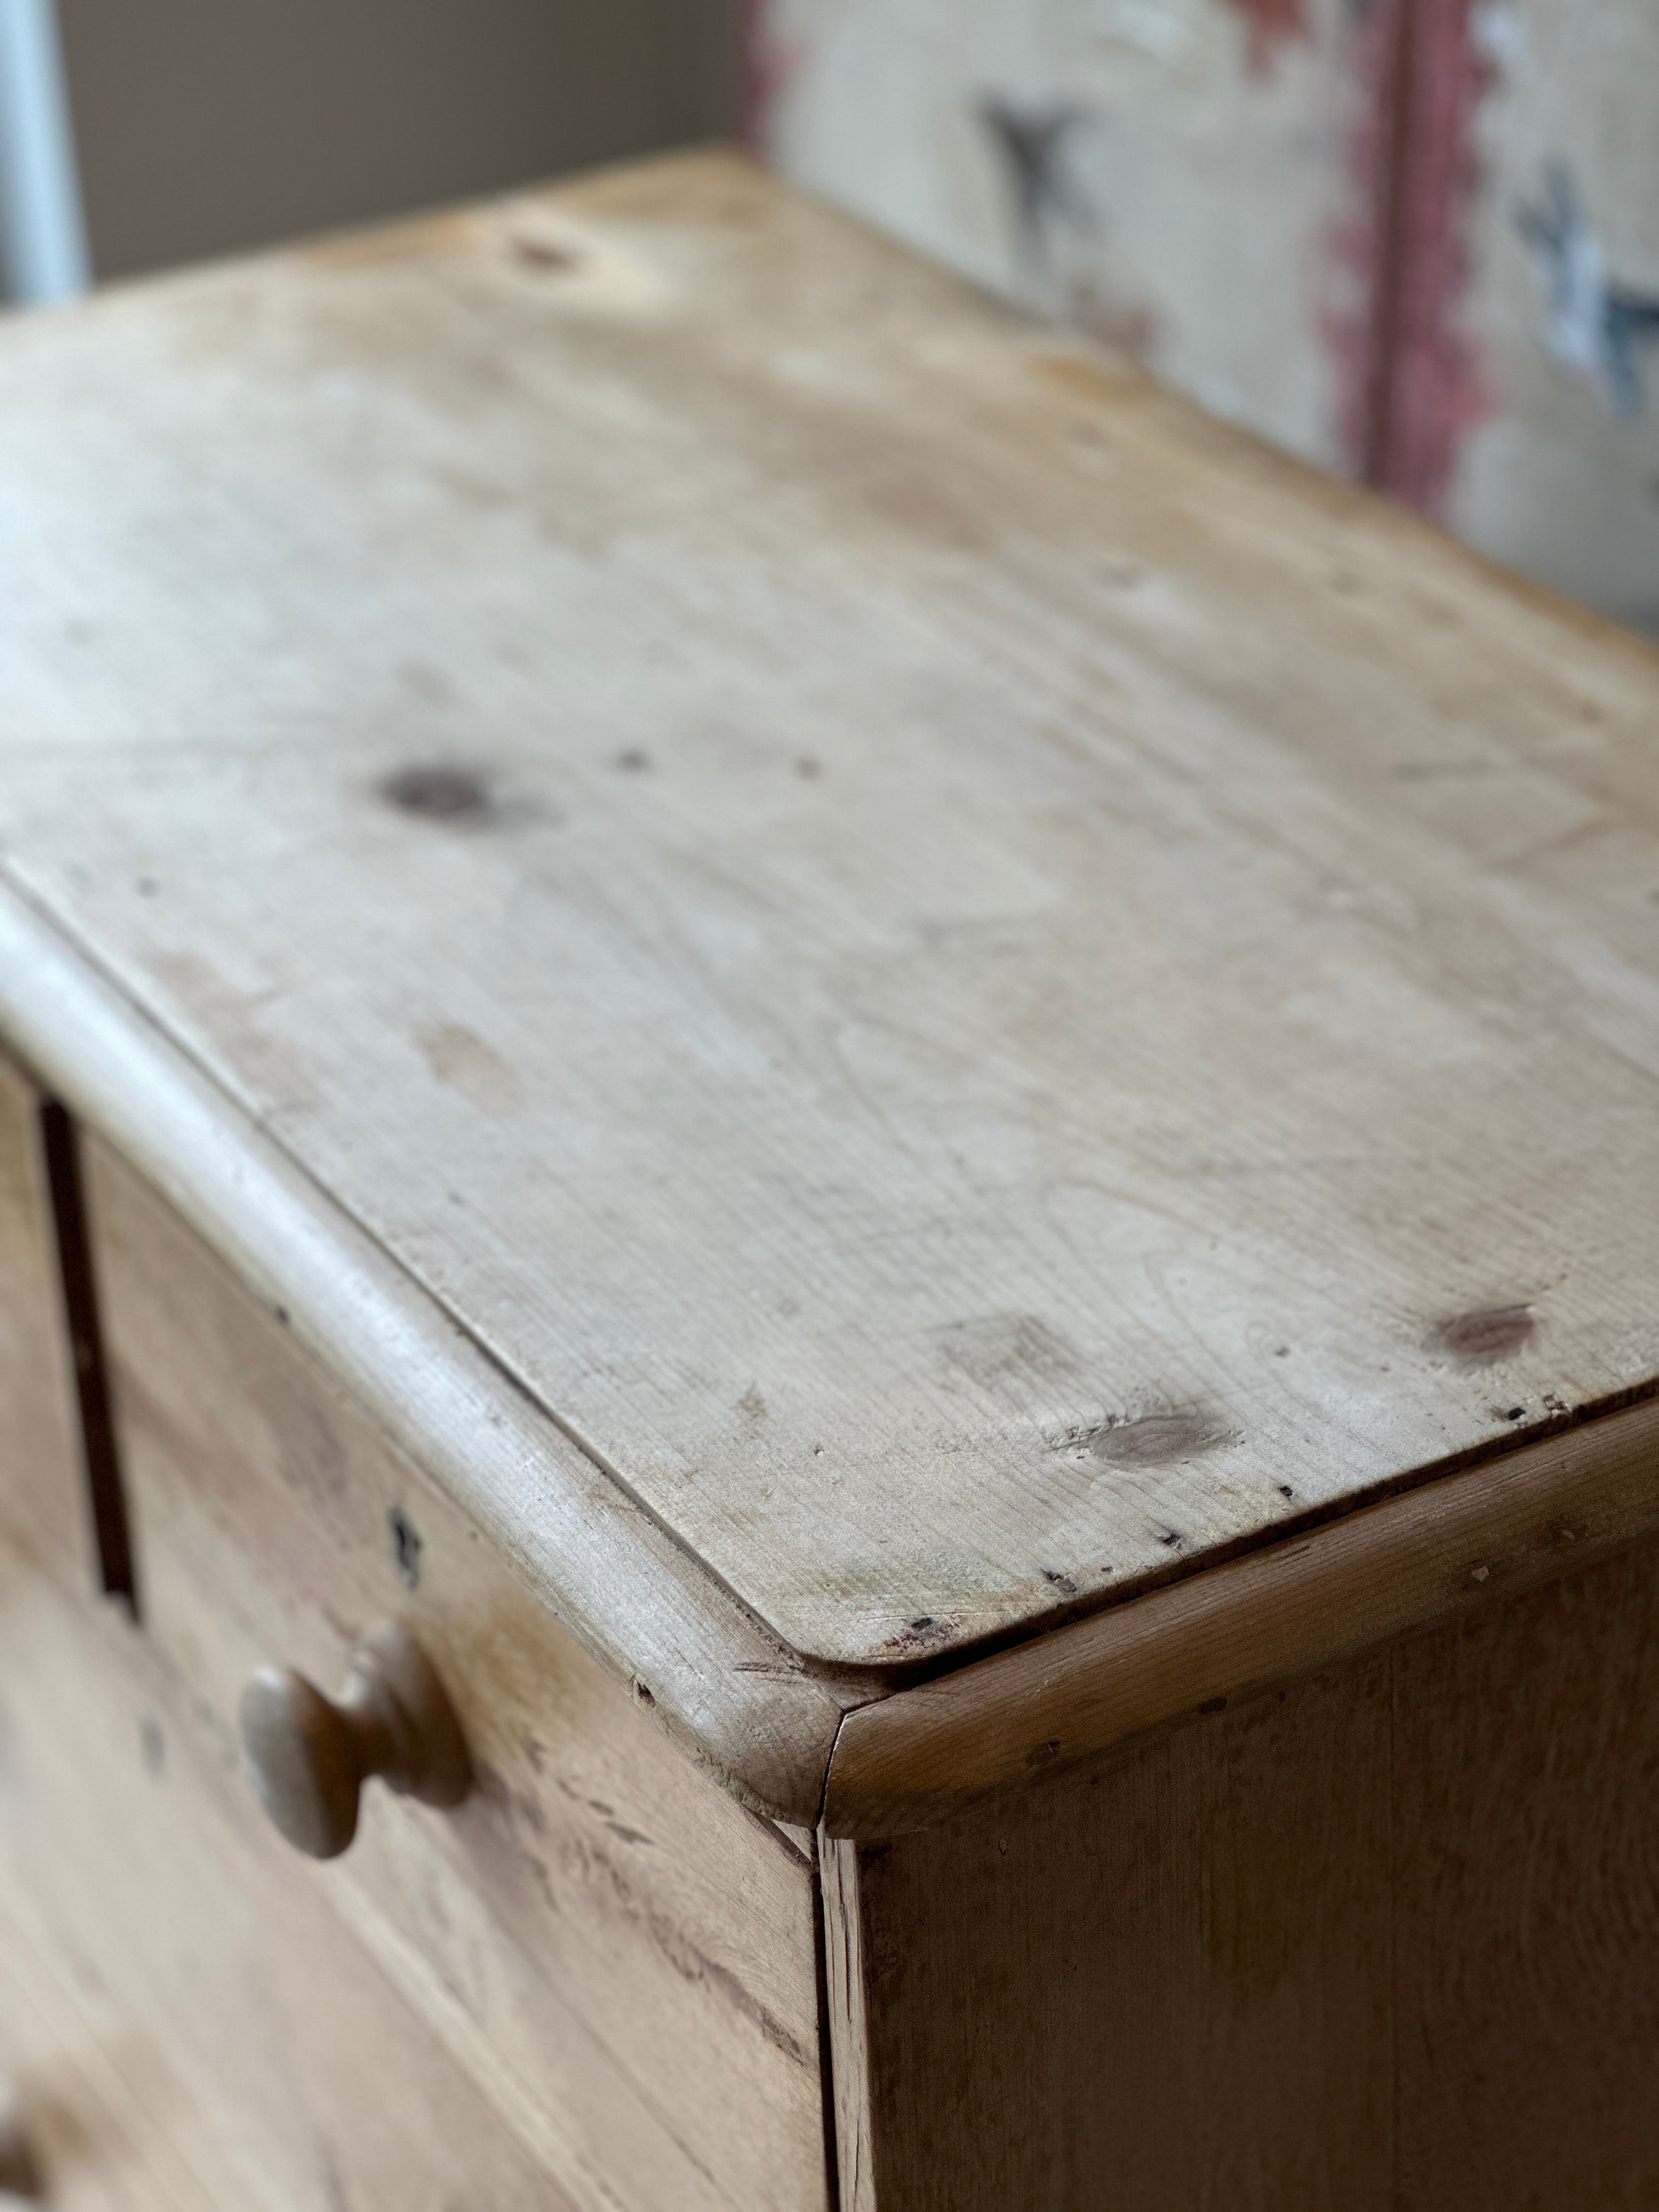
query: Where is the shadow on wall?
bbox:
[58,0,736,280]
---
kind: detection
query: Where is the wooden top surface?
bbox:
[5,150,1659,1678]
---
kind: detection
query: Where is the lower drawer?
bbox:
[0,1529,577,2210]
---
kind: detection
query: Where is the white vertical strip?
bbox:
[0,0,90,305]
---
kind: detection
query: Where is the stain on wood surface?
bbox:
[5,154,1659,1674]
[380,764,494,822]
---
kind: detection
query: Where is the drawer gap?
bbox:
[40,1100,137,1615]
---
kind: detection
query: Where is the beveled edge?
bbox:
[12,862,1659,1841]
[0,872,861,1826]
[821,1387,1659,1838]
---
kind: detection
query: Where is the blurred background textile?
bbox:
[8,0,1658,631]
[752,0,1659,636]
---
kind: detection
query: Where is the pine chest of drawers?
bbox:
[3,151,1659,2211]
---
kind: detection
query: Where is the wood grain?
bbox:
[86,1137,830,2212]
[821,1836,875,2212]
[825,1526,1659,2205]
[0,882,855,1824]
[1,154,1657,1672]
[0,1051,82,1584]
[0,1886,220,2211]
[822,1660,1396,2211]
[0,1534,581,2212]
[822,1389,1659,1836]
[1392,1536,1659,2209]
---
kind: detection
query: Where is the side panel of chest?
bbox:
[825,1532,1659,2208]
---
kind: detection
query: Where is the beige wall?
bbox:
[59,0,735,280]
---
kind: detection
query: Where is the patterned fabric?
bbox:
[750,0,1659,631]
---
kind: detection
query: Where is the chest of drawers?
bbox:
[2,149,1658,2210]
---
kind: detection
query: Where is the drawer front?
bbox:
[0,1052,82,1581]
[86,1136,829,2212]
[0,1529,577,2211]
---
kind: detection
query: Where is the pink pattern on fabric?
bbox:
[1323,0,1494,518]
[1222,0,1312,77]
[739,0,806,152]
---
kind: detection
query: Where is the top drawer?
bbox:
[0,1519,584,2212]
[83,1135,828,2212]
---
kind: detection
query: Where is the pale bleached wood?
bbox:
[1,154,1658,1673]
[0,1889,218,2211]
[774,1816,817,1863]
[0,1537,582,2211]
[0,883,856,1824]
[86,1136,830,2212]
[0,1052,81,1584]
[823,1389,1659,1837]
[821,1836,876,2212]
[14,144,1659,2212]
[1392,1534,1659,2208]
[821,1660,1396,2211]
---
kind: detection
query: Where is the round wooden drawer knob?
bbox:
[0,2087,42,2200]
[240,1620,471,1860]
